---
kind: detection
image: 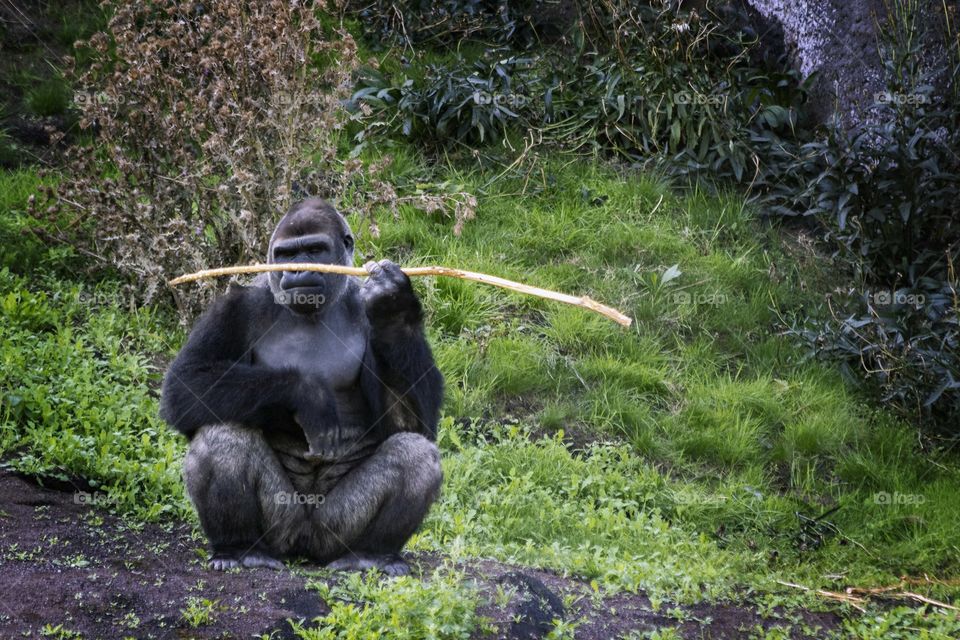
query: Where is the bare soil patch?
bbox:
[0,471,839,639]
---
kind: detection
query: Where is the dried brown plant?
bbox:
[48,0,362,315]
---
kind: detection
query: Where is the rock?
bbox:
[497,571,566,639]
[738,0,952,126]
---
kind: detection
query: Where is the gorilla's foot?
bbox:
[327,552,410,576]
[209,550,285,571]
[241,551,285,570]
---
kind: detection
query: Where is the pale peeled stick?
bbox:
[169,263,633,327]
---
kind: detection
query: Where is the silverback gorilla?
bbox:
[160,198,443,575]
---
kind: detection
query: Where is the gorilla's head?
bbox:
[267,198,355,315]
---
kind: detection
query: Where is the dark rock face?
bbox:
[740,0,950,126]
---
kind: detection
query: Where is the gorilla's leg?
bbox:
[304,432,443,576]
[183,423,301,570]
[185,426,442,574]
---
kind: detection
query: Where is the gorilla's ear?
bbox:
[291,181,310,200]
[329,203,350,219]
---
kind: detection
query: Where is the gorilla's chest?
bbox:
[252,318,366,390]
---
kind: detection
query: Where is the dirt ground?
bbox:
[0,470,840,639]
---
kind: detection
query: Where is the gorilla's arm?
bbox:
[365,320,444,439]
[160,287,315,439]
[361,261,444,440]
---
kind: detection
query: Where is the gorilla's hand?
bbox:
[293,377,345,462]
[360,259,422,327]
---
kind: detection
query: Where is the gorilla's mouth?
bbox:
[280,270,325,290]
[278,271,327,308]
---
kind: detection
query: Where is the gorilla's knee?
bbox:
[184,423,266,488]
[381,432,443,500]
[183,424,295,562]
[332,432,441,556]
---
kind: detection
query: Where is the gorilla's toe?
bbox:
[327,552,410,576]
[209,556,242,571]
[380,555,411,577]
[326,553,371,572]
[208,551,283,571]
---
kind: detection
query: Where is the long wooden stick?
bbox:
[168,263,632,327]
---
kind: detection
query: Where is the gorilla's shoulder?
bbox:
[199,283,276,320]
[221,282,273,304]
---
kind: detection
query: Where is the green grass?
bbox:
[2,152,959,636]
[23,76,73,118]
[0,128,21,167]
[0,267,188,520]
[0,169,78,271]
[420,422,744,602]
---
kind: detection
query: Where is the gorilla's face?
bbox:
[267,198,355,315]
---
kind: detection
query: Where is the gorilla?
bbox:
[160,198,444,575]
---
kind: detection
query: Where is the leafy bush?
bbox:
[787,280,959,428]
[779,0,960,429]
[768,20,959,280]
[45,0,360,311]
[352,0,544,50]
[348,0,807,186]
[352,51,535,146]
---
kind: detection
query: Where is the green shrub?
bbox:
[351,51,534,146]
[778,0,960,430]
[787,281,959,430]
[353,0,542,50]
[347,0,808,186]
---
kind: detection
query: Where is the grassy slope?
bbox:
[2,151,960,637]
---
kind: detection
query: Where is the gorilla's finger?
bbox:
[378,260,411,287]
[363,260,382,276]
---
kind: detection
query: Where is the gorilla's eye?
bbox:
[344,235,354,250]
